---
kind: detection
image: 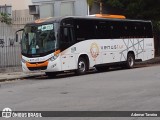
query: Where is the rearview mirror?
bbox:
[15,28,24,42]
[16,34,18,42]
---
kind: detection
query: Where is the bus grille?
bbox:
[28,66,47,71]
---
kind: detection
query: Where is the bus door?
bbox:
[60,27,76,70]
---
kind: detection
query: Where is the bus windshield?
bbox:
[21,23,59,55]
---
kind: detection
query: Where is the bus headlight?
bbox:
[50,50,61,61]
[49,54,59,61]
[21,58,26,63]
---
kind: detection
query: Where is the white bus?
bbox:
[17,15,154,76]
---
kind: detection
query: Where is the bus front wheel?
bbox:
[76,57,88,75]
[126,53,135,69]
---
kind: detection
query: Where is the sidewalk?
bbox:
[0,57,160,82]
[0,72,45,82]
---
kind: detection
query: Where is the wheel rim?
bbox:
[128,56,134,67]
[78,61,86,72]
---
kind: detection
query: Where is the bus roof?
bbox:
[89,14,126,19]
[26,16,151,25]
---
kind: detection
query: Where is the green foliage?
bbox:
[106,0,124,8]
[87,0,160,20]
[0,13,12,25]
[105,0,160,56]
[153,21,160,33]
[87,0,160,29]
[105,0,160,20]
[105,1,160,30]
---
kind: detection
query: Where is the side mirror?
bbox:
[16,34,18,42]
[15,28,24,42]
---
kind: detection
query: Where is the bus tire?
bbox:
[76,57,88,75]
[45,72,57,77]
[126,53,135,69]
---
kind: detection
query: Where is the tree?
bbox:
[86,0,94,8]
[0,13,12,25]
[105,0,160,56]
[105,0,160,20]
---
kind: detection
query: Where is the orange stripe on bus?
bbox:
[26,61,49,68]
[95,14,126,19]
[54,50,61,56]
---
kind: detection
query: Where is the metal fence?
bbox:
[0,19,33,72]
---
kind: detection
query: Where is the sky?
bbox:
[0,0,32,10]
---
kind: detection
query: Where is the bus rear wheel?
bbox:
[126,53,135,69]
[76,57,88,75]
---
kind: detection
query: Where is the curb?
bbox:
[0,77,23,82]
[0,73,45,82]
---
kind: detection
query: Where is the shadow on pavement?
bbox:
[27,63,155,81]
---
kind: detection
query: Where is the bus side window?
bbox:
[64,28,69,43]
[61,27,75,49]
[75,20,95,41]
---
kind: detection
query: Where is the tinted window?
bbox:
[74,19,153,41]
[94,21,112,39]
[75,19,95,41]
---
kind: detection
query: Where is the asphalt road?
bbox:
[0,65,160,120]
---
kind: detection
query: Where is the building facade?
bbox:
[30,0,88,18]
[0,5,34,70]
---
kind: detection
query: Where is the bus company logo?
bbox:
[1,108,42,118]
[2,107,12,118]
[90,43,99,59]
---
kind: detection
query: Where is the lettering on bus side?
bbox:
[101,45,124,50]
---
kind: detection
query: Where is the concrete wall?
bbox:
[12,9,34,25]
[31,0,88,18]
[74,0,88,16]
[0,9,34,70]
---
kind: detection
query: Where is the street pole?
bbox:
[100,0,102,14]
